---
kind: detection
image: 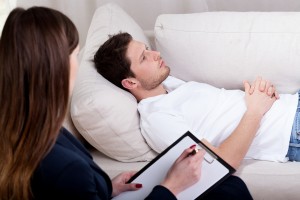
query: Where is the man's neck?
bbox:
[133,84,167,102]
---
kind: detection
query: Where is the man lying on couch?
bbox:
[94,32,299,170]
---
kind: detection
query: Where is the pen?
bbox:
[187,148,199,157]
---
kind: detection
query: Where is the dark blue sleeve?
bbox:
[144,176,252,200]
[201,176,253,200]
[145,185,177,200]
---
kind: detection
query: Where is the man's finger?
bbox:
[260,80,266,92]
[243,81,251,94]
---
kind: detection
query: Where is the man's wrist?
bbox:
[244,109,264,120]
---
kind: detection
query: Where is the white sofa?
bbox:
[65,3,300,200]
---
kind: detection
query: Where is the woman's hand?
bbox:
[111,171,142,197]
[161,145,205,196]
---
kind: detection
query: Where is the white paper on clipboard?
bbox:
[112,131,235,200]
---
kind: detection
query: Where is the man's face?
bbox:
[126,40,170,90]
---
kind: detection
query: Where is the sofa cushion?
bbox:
[71,3,156,162]
[155,12,300,94]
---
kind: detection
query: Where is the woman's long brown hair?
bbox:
[0,7,79,200]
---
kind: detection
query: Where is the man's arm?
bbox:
[202,77,277,169]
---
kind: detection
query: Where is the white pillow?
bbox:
[155,12,300,94]
[71,3,157,162]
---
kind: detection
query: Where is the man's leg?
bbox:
[286,93,300,162]
[286,136,300,161]
[200,176,253,200]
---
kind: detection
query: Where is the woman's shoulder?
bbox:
[35,136,90,179]
[34,127,94,180]
[31,131,107,199]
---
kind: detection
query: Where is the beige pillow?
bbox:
[71,3,156,162]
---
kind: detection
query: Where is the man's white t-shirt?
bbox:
[138,76,298,162]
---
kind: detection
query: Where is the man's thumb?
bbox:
[244,80,251,94]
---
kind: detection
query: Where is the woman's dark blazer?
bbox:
[31,127,176,200]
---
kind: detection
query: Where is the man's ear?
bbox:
[121,78,138,90]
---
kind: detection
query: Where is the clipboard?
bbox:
[112,131,236,200]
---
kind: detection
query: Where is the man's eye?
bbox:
[146,46,149,50]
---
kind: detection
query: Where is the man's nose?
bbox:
[152,50,161,61]
[145,50,161,60]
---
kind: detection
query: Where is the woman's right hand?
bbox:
[160,145,205,196]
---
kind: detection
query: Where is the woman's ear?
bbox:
[121,78,137,90]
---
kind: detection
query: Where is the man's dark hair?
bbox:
[94,32,135,90]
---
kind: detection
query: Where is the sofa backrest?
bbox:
[155,12,300,94]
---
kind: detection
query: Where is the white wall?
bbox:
[1,0,300,47]
[15,0,210,47]
[0,0,16,34]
